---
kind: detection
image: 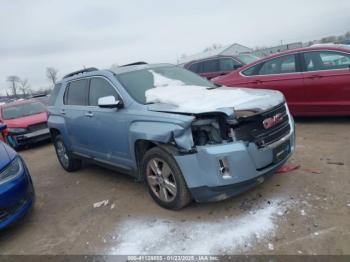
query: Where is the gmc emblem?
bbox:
[263,113,284,129]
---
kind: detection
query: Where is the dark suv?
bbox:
[183,54,259,80]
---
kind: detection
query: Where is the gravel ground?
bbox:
[0,117,349,255]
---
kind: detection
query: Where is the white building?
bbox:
[178,43,253,65]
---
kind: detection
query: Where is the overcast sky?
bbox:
[1,0,350,95]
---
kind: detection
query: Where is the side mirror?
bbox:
[98,96,123,109]
[233,64,243,70]
[0,124,7,132]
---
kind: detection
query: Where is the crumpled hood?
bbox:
[0,142,16,169]
[147,86,284,116]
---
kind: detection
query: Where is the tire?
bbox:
[141,147,192,210]
[53,135,81,172]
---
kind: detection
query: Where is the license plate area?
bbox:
[273,140,291,163]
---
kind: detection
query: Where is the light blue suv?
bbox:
[48,63,295,209]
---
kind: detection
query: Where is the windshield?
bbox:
[116,66,217,104]
[237,54,260,65]
[2,102,46,120]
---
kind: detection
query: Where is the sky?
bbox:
[1,0,350,95]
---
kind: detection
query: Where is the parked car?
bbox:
[183,54,259,80]
[0,124,35,230]
[213,46,350,116]
[48,64,295,210]
[0,100,50,149]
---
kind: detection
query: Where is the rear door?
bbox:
[63,79,90,155]
[242,54,305,114]
[301,50,350,115]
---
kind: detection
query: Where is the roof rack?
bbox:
[120,62,148,67]
[63,67,98,79]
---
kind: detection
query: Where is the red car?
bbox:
[213,46,350,116]
[0,100,50,149]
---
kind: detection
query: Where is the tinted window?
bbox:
[117,66,216,104]
[242,64,260,76]
[48,83,62,106]
[65,79,88,105]
[188,63,200,73]
[218,58,240,71]
[201,59,219,73]
[259,55,296,75]
[2,102,46,120]
[89,78,119,106]
[304,51,350,71]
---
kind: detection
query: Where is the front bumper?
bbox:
[6,128,50,147]
[0,158,35,230]
[175,119,296,203]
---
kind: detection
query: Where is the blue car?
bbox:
[48,64,295,210]
[0,124,35,229]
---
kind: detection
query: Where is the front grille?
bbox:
[234,103,291,148]
[28,122,48,132]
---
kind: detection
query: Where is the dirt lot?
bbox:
[0,118,349,255]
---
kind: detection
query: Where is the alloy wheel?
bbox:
[146,158,177,202]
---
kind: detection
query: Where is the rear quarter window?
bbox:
[48,83,62,106]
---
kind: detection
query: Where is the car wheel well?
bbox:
[135,140,157,180]
[49,128,61,141]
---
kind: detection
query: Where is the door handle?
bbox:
[60,110,66,115]
[251,80,262,84]
[85,112,94,117]
[308,75,322,79]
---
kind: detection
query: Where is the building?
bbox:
[178,43,253,65]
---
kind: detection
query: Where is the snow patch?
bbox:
[145,71,281,113]
[109,198,293,255]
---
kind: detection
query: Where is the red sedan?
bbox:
[213,45,350,116]
[0,100,50,149]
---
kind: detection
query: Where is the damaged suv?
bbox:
[48,63,295,209]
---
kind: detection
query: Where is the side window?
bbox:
[64,79,88,106]
[218,58,241,71]
[188,63,199,73]
[201,59,219,73]
[48,83,62,106]
[304,51,350,71]
[89,78,119,106]
[242,64,260,76]
[259,55,296,75]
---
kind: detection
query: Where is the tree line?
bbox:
[4,67,58,98]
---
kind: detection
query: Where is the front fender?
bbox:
[129,121,194,152]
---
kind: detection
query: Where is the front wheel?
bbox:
[142,147,192,210]
[53,135,81,172]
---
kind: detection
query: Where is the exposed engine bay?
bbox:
[191,103,291,148]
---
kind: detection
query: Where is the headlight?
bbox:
[0,157,23,185]
[7,127,27,134]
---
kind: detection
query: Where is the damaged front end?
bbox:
[171,102,295,203]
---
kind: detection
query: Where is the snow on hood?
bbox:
[146,71,284,115]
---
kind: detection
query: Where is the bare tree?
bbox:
[19,78,31,97]
[6,75,20,98]
[46,67,58,86]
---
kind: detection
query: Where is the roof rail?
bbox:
[120,62,148,67]
[63,67,98,79]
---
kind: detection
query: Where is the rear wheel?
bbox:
[142,147,192,210]
[53,135,81,172]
